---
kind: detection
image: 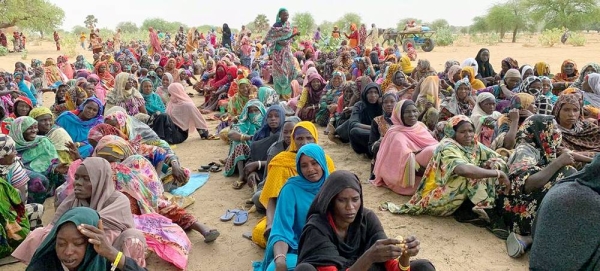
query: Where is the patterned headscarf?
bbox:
[0,134,28,189]
[93,135,136,161]
[443,115,473,139]
[519,76,542,96]
[8,116,58,172]
[88,123,128,144]
[515,114,560,164]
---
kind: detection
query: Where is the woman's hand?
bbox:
[497,171,511,195]
[78,220,119,260]
[366,239,403,263]
[171,162,187,184]
[401,236,420,258]
[275,258,287,271]
[556,151,575,167]
[247,172,260,189]
[65,142,81,161]
[508,108,519,122]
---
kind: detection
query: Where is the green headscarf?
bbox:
[275,8,288,24]
[233,99,266,136]
[27,207,106,271]
[140,78,166,115]
[8,116,59,172]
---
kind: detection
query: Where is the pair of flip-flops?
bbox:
[199,162,222,172]
[220,209,248,226]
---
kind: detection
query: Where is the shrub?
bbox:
[568,32,586,47]
[0,46,8,56]
[435,27,455,46]
[538,28,562,47]
[21,50,27,60]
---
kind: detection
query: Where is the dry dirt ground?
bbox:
[1,34,599,270]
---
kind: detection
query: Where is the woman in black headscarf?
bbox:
[295,170,435,271]
[529,154,600,270]
[348,82,382,157]
[475,48,496,86]
[222,23,232,50]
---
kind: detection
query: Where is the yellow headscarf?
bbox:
[381,64,402,92]
[534,62,551,76]
[461,66,486,90]
[29,107,53,120]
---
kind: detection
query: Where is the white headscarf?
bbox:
[461,58,479,76]
[471,92,502,133]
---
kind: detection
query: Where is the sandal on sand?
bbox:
[242,232,252,240]
[234,210,249,226]
[506,232,526,258]
[232,180,246,189]
[203,229,220,243]
[219,209,241,221]
[203,134,219,140]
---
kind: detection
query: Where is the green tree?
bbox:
[470,16,489,33]
[486,0,528,42]
[291,12,316,37]
[334,13,362,31]
[526,0,600,30]
[116,22,138,33]
[84,15,98,29]
[141,18,186,33]
[252,14,270,34]
[429,19,450,31]
[71,25,89,35]
[318,21,335,36]
[0,0,65,30]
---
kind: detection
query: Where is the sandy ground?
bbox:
[1,34,599,270]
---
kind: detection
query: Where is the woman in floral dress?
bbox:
[496,114,581,258]
[382,115,510,219]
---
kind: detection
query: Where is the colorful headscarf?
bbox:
[233,99,266,135]
[443,115,473,140]
[553,59,578,82]
[515,114,560,164]
[88,123,128,144]
[93,135,136,161]
[8,116,58,172]
[534,62,550,76]
[0,134,28,189]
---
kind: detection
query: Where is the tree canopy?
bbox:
[251,14,270,34]
[141,18,187,33]
[334,13,362,31]
[526,0,600,30]
[116,21,139,33]
[0,0,65,31]
[84,15,98,29]
[291,12,316,37]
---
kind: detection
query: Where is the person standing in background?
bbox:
[79,32,86,49]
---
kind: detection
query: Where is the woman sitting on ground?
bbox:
[223,100,266,187]
[103,108,189,188]
[140,78,165,115]
[243,105,287,191]
[372,100,439,196]
[348,82,382,157]
[470,92,501,148]
[552,92,600,154]
[9,116,68,204]
[296,170,436,271]
[439,78,475,121]
[252,122,335,249]
[13,157,147,266]
[495,115,581,258]
[295,72,327,122]
[253,144,331,271]
[529,154,600,270]
[551,59,579,92]
[148,82,209,143]
[367,93,398,179]
[29,107,74,164]
[490,93,537,151]
[478,68,522,113]
[412,75,440,131]
[105,72,146,116]
[382,116,509,220]
[315,71,345,127]
[27,207,147,271]
[56,97,104,159]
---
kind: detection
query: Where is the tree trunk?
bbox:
[512,26,518,43]
[39,31,44,38]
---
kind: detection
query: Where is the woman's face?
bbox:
[332,188,360,225]
[454,122,475,147]
[206,61,213,70]
[56,87,67,99]
[505,77,521,89]
[541,79,552,93]
[310,79,322,90]
[282,122,295,146]
[452,72,462,82]
[87,77,98,86]
[299,154,323,182]
[294,132,315,149]
[167,60,175,69]
[358,61,365,69]
[16,101,31,117]
[522,69,533,79]
[24,123,38,141]
[156,68,164,77]
[583,66,597,75]
[279,10,289,23]
[239,83,251,97]
[124,78,133,90]
[382,95,396,114]
[529,81,542,93]
[161,75,170,88]
[105,118,118,129]
[402,104,419,127]
[76,91,87,106]
[267,110,281,130]
[461,71,470,80]
[332,76,342,88]
[456,84,470,100]
[36,114,53,134]
[366,88,379,104]
[480,98,496,115]
[392,72,405,86]
[217,66,225,73]
[81,102,99,120]
[563,63,575,75]
[98,65,106,73]
[247,106,260,115]
[130,65,138,73]
[56,222,87,270]
[142,81,153,95]
[558,103,580,129]
[14,74,22,82]
[479,50,490,62]
[74,164,93,200]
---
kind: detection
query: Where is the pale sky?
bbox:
[50,0,504,31]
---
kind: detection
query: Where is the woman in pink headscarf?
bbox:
[148,27,162,55]
[372,99,439,196]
